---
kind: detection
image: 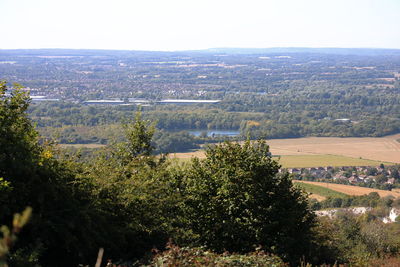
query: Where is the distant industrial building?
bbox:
[335,118,351,122]
[128,98,151,104]
[82,99,220,105]
[84,99,124,105]
[30,96,60,102]
[156,99,220,104]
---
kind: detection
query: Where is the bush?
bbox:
[146,243,286,267]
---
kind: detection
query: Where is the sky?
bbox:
[0,0,399,51]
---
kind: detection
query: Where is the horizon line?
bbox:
[1,46,400,53]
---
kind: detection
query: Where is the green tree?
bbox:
[0,85,184,266]
[0,81,109,266]
[84,111,183,260]
[182,140,316,264]
[121,111,155,159]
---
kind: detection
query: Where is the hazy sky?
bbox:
[1,0,399,51]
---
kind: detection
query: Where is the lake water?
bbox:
[188,130,240,137]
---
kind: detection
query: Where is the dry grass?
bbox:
[309,193,326,201]
[172,134,400,165]
[59,143,106,149]
[276,154,388,168]
[170,150,207,159]
[266,134,400,163]
[298,181,400,198]
[171,153,390,168]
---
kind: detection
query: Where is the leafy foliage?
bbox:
[181,141,316,264]
[319,213,400,266]
[312,192,384,210]
[80,111,184,261]
[0,81,113,266]
[146,243,286,267]
[0,208,32,267]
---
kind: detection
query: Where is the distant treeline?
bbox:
[30,99,400,149]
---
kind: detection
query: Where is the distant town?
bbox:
[286,165,400,190]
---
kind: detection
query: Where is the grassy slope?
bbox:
[294,181,348,198]
[298,181,400,198]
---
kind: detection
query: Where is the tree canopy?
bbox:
[181,140,316,264]
[0,81,321,266]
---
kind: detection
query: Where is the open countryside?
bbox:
[266,134,400,164]
[172,134,400,167]
[293,181,349,201]
[296,180,400,198]
[276,154,390,168]
[173,153,390,168]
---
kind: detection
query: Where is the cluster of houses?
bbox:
[283,165,400,186]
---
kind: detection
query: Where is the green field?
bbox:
[276,154,391,168]
[294,181,348,198]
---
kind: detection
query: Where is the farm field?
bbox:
[171,152,390,168]
[171,150,207,159]
[297,181,400,198]
[59,134,400,168]
[266,134,400,163]
[276,154,390,168]
[172,134,400,167]
[294,181,348,201]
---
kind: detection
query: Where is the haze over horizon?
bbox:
[1,0,399,51]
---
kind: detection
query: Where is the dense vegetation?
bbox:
[311,191,400,211]
[3,81,400,266]
[1,82,316,266]
[143,243,286,267]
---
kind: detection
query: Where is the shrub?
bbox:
[146,243,286,267]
